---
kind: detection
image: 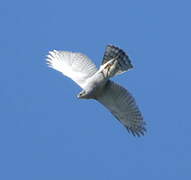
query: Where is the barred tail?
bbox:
[101,45,133,77]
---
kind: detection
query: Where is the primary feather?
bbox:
[47,50,97,88]
[96,80,146,136]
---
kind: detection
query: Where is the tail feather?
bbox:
[101,45,133,78]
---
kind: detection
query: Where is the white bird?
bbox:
[46,45,146,136]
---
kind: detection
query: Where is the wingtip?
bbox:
[46,50,60,62]
[126,126,147,137]
[49,51,55,56]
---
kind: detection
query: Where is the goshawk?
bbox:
[46,45,146,136]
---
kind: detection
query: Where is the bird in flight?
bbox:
[46,45,146,136]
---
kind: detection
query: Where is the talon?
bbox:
[104,64,111,69]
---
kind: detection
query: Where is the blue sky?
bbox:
[1,0,191,179]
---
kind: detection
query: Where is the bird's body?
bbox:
[46,45,146,136]
[77,72,107,99]
[77,59,118,99]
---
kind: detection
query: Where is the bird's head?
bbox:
[77,90,86,99]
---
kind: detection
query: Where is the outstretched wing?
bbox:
[102,45,133,76]
[96,80,146,136]
[46,50,97,89]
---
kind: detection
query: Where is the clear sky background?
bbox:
[1,0,191,179]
